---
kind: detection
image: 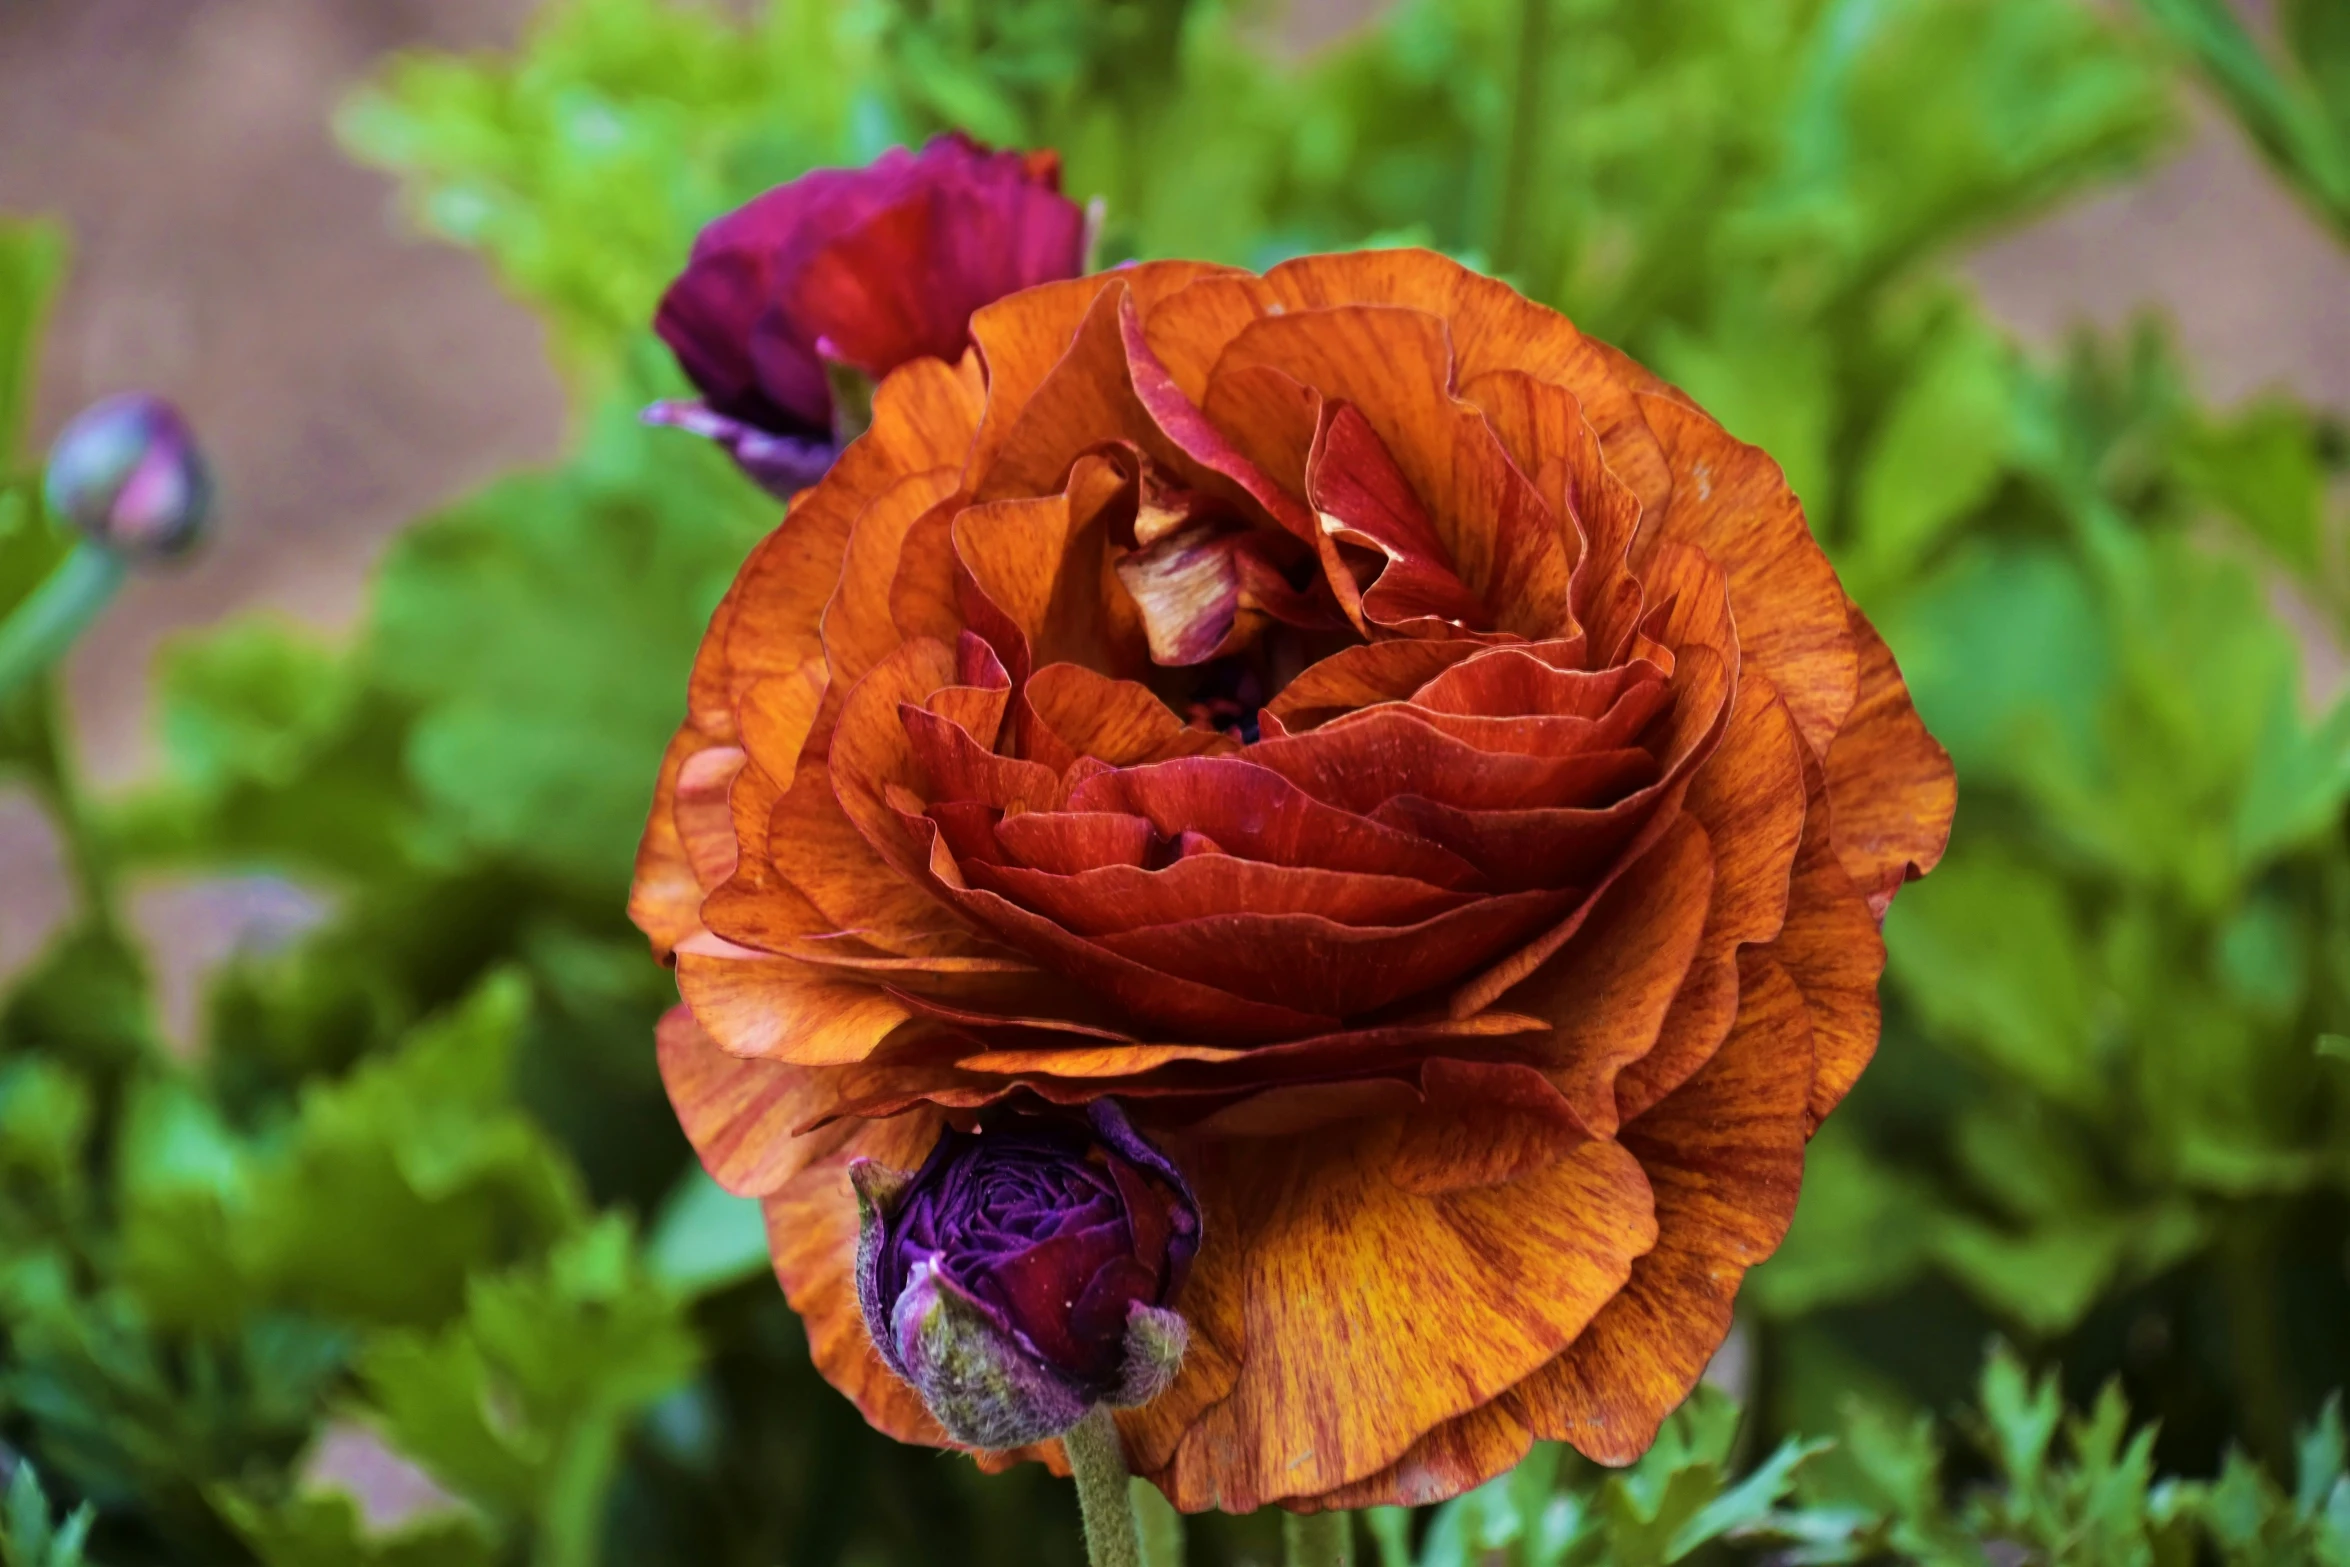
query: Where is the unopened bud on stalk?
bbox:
[42,393,212,560]
[853,1100,1198,1449]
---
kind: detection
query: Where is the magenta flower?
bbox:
[647,133,1089,495]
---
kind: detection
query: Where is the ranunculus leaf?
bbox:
[116,973,585,1334]
[1846,307,2016,597]
[369,404,768,894]
[1884,847,2099,1111]
[1747,1124,1942,1318]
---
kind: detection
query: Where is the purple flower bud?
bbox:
[43,393,212,560]
[650,133,1087,498]
[853,1101,1199,1448]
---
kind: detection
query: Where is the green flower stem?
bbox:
[2218,1203,2293,1471]
[0,541,124,706]
[0,543,127,931]
[1066,1407,1144,1567]
[1131,1476,1185,1567]
[1283,1510,1355,1567]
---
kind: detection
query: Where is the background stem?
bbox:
[1283,1510,1355,1567]
[0,541,124,706]
[2217,1203,2293,1473]
[1492,0,1554,277]
[14,674,117,932]
[1130,1476,1184,1567]
[1064,1408,1142,1567]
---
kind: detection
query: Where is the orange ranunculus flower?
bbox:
[631,250,1956,1511]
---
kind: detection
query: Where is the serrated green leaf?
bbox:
[116,973,584,1333]
[367,404,767,893]
[2237,685,2350,866]
[1884,847,2102,1110]
[358,1216,697,1559]
[1749,1123,1942,1316]
[2174,396,2329,579]
[2299,1396,2348,1518]
[1847,309,2015,594]
[1671,1436,1829,1557]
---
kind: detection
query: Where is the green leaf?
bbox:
[1975,1344,2064,1490]
[1672,1436,1830,1557]
[1883,847,2103,1111]
[0,217,65,468]
[0,925,155,1072]
[116,972,586,1333]
[1877,539,2110,797]
[1748,1124,1942,1316]
[2297,1395,2347,1518]
[367,403,767,893]
[1652,305,1837,519]
[212,1487,494,1567]
[1846,309,2015,594]
[1596,1386,1748,1566]
[151,620,353,799]
[2135,0,2350,234]
[0,1056,93,1191]
[2237,684,2350,866]
[359,1216,699,1559]
[338,0,883,373]
[1931,1210,2197,1338]
[644,1164,769,1298]
[2173,396,2329,580]
[2283,0,2350,149]
[0,1463,92,1567]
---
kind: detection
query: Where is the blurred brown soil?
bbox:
[0,0,2345,997]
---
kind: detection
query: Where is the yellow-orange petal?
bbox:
[820,636,965,895]
[1767,751,1887,1131]
[1631,393,1857,759]
[1825,602,1956,918]
[1253,250,1674,517]
[736,660,826,800]
[1614,670,1806,1121]
[631,725,726,958]
[1151,1123,1656,1511]
[1024,663,1238,770]
[658,1005,851,1197]
[674,941,914,1065]
[719,357,984,709]
[738,764,969,957]
[966,262,1233,490]
[1514,950,1815,1464]
[820,469,963,700]
[1460,367,1645,663]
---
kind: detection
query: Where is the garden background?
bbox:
[2,0,2349,1562]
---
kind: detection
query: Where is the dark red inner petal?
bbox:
[797,293,1758,1047]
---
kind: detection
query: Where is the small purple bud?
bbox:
[43,393,212,560]
[853,1101,1200,1448]
[888,1259,1093,1448]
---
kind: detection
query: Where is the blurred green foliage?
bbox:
[1369,1350,2350,1567]
[3,0,2348,1560]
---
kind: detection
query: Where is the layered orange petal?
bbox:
[630,244,1953,1508]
